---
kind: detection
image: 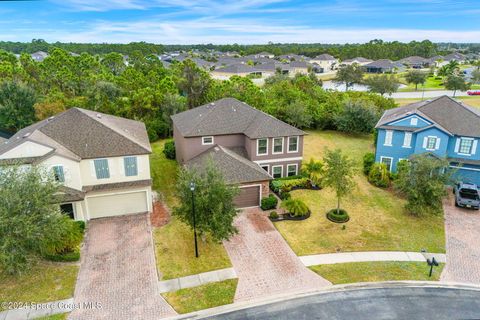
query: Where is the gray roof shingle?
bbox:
[186,145,271,184]
[376,96,480,137]
[171,98,305,138]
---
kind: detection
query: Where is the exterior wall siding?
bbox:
[246,135,303,162]
[375,129,415,172]
[387,115,430,128]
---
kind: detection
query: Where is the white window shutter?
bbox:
[454,138,460,153]
[435,138,441,150]
[422,137,427,148]
[472,140,478,155]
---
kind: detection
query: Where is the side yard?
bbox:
[0,262,78,311]
[274,130,445,256]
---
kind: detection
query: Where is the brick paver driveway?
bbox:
[441,199,480,285]
[224,209,331,302]
[69,214,176,320]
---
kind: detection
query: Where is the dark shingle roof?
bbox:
[171,98,305,138]
[365,59,396,69]
[0,108,151,160]
[186,145,271,184]
[376,96,480,137]
[313,54,336,60]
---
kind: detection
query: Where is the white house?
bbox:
[309,54,338,72]
[0,108,153,221]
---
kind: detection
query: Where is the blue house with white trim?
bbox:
[375,96,480,185]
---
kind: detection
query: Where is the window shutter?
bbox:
[472,140,478,155]
[454,138,460,153]
[422,137,428,148]
[435,138,441,150]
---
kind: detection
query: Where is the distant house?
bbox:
[444,52,466,63]
[172,98,305,208]
[375,96,480,185]
[211,64,261,79]
[309,54,338,72]
[0,108,153,221]
[341,57,373,66]
[398,56,430,69]
[31,51,48,62]
[364,59,404,73]
[255,51,275,59]
[288,61,309,75]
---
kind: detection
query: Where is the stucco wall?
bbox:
[0,141,53,159]
[41,155,83,190]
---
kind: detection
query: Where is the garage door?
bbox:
[234,186,260,208]
[87,191,148,219]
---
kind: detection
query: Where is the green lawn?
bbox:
[398,75,445,92]
[150,139,232,280]
[150,140,179,208]
[274,130,445,255]
[0,262,78,311]
[310,262,444,284]
[162,279,237,314]
[37,313,69,320]
[395,96,480,108]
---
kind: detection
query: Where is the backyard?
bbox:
[274,130,446,256]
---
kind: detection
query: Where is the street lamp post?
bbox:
[190,181,199,258]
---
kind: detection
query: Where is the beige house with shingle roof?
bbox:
[0,108,153,221]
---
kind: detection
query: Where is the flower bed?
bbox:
[269,176,321,199]
[269,211,311,222]
[326,208,350,223]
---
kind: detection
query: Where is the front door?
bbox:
[60,203,75,219]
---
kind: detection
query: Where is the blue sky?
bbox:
[0,0,479,44]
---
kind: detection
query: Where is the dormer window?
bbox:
[202,136,214,145]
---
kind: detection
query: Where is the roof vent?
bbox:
[405,111,412,115]
[23,133,30,138]
[96,114,102,119]
[48,116,55,121]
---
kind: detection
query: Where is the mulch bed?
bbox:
[151,201,171,227]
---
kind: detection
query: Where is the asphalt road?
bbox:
[202,285,480,320]
[390,90,469,98]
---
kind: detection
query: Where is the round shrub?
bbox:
[163,140,176,160]
[281,199,310,217]
[368,163,390,188]
[269,211,279,219]
[326,209,350,223]
[279,191,291,200]
[363,152,375,175]
[261,195,278,211]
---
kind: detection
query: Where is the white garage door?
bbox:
[87,191,148,219]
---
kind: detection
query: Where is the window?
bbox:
[272,137,284,154]
[287,164,298,177]
[384,130,393,146]
[257,138,268,156]
[288,136,299,153]
[459,138,474,154]
[260,165,269,173]
[94,159,110,179]
[52,165,65,183]
[124,156,138,176]
[380,157,393,172]
[402,132,412,148]
[202,136,214,145]
[410,118,418,125]
[272,166,283,178]
[426,137,437,150]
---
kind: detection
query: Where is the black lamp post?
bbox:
[190,181,199,258]
[427,257,439,277]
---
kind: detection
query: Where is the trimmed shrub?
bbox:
[261,195,278,211]
[363,152,375,175]
[163,140,176,160]
[40,215,84,258]
[281,199,310,217]
[368,163,390,188]
[270,177,309,193]
[326,208,350,223]
[269,211,279,219]
[75,220,86,232]
[280,191,291,200]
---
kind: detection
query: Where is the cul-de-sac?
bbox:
[1,1,480,320]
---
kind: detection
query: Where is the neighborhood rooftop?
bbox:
[171,98,305,138]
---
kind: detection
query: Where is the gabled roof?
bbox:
[0,108,151,160]
[365,59,396,69]
[399,56,428,64]
[213,64,256,74]
[171,98,305,138]
[343,57,373,63]
[186,145,271,184]
[312,54,336,61]
[376,96,480,137]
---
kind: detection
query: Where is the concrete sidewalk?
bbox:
[299,251,447,266]
[0,298,74,320]
[158,268,237,293]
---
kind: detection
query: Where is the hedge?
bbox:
[261,195,278,211]
[326,208,350,223]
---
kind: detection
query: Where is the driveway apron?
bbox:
[69,213,176,320]
[223,209,331,302]
[441,199,480,285]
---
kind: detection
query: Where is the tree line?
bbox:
[0,47,397,141]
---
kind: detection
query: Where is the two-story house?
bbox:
[171,98,305,208]
[375,96,480,185]
[0,108,153,221]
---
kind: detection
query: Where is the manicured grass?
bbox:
[399,75,445,92]
[153,219,232,280]
[310,262,444,284]
[274,130,445,255]
[162,279,237,314]
[37,313,69,320]
[150,139,179,208]
[395,96,480,108]
[0,262,78,311]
